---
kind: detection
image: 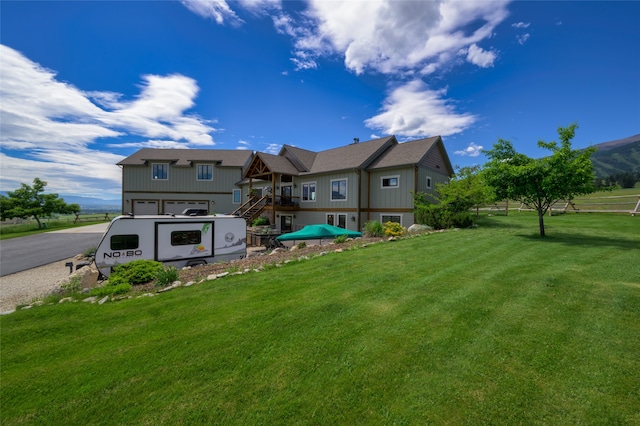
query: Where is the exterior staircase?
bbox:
[231,194,269,225]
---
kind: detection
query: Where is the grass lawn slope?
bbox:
[1,213,639,424]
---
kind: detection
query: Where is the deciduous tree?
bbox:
[0,178,80,228]
[482,123,597,236]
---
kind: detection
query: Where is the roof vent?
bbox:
[353,137,360,144]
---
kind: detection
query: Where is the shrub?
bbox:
[363,220,384,237]
[83,246,97,257]
[252,217,269,227]
[334,234,348,244]
[61,275,82,293]
[450,212,474,228]
[383,221,405,237]
[89,282,132,298]
[297,241,307,249]
[110,260,164,285]
[155,266,179,287]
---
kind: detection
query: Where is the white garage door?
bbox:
[134,200,158,215]
[164,201,208,215]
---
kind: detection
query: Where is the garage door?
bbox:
[134,200,158,215]
[164,201,208,215]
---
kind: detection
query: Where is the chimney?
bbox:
[353,137,359,144]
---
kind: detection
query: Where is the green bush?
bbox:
[415,205,474,229]
[155,266,179,287]
[383,221,405,237]
[297,242,307,249]
[89,282,132,298]
[252,217,269,227]
[334,234,348,244]
[110,260,164,285]
[363,220,384,237]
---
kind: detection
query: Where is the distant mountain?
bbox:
[1,192,120,211]
[59,195,120,207]
[590,134,640,178]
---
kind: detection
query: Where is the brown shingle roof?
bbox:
[305,136,396,174]
[280,145,317,172]
[368,136,441,169]
[117,148,253,168]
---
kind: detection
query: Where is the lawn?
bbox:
[1,213,639,424]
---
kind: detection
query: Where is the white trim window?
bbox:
[331,178,347,201]
[381,175,399,189]
[232,189,241,204]
[426,176,432,189]
[381,214,402,225]
[152,163,168,180]
[327,213,347,228]
[302,182,316,202]
[197,164,213,181]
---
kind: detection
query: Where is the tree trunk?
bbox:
[34,215,42,229]
[537,210,545,237]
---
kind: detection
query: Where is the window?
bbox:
[331,179,347,200]
[171,230,201,246]
[232,189,241,204]
[426,176,432,189]
[381,215,402,224]
[152,163,168,180]
[302,182,316,202]
[382,176,399,188]
[327,213,347,228]
[197,164,213,181]
[111,235,139,250]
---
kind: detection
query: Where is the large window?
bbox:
[302,182,316,202]
[110,235,139,250]
[152,164,168,180]
[232,189,241,204]
[331,179,347,200]
[381,175,399,189]
[197,164,213,181]
[171,230,201,246]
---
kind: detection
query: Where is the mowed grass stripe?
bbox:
[1,213,639,424]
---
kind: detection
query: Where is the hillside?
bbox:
[590,134,640,178]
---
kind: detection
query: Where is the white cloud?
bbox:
[364,80,477,137]
[454,142,483,157]
[512,22,530,29]
[465,44,497,68]
[287,0,510,75]
[0,44,219,197]
[180,0,243,25]
[264,143,282,154]
[517,33,531,45]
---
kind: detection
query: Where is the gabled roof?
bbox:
[305,136,396,174]
[117,148,253,168]
[368,136,454,175]
[279,145,317,172]
[245,152,301,178]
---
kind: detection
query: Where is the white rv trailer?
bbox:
[94,214,246,277]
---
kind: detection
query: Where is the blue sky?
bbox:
[1,0,638,200]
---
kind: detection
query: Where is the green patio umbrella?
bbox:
[276,224,362,242]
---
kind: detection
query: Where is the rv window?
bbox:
[111,235,139,250]
[171,230,201,246]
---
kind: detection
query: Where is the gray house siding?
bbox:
[122,164,244,215]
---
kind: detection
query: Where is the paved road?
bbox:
[0,223,109,276]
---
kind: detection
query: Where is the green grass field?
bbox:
[1,213,639,424]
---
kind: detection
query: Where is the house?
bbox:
[236,135,453,232]
[117,136,454,231]
[117,148,253,215]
